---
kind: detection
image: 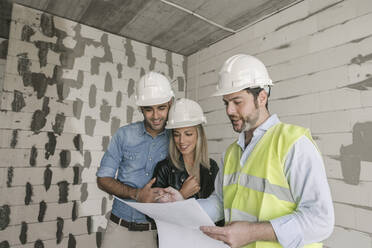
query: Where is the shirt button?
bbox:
[146,173,149,176]
[149,157,152,161]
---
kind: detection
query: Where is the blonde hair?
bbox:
[168,124,210,171]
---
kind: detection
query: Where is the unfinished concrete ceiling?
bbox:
[7,0,299,55]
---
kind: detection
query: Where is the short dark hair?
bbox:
[244,87,270,109]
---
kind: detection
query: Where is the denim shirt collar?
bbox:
[237,114,280,149]
[139,121,168,138]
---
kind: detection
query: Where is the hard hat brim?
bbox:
[136,96,173,106]
[212,85,249,97]
[212,83,273,97]
[165,119,207,129]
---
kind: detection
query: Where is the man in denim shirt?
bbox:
[97,72,174,248]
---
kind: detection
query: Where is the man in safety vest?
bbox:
[161,54,334,248]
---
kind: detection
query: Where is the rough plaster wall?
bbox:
[0,4,186,247]
[0,38,7,108]
[187,0,372,246]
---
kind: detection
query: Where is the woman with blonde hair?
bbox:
[152,98,219,201]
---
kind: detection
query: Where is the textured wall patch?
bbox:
[34,41,49,68]
[117,63,123,78]
[101,197,107,215]
[73,165,81,185]
[40,13,55,37]
[146,45,156,70]
[57,181,69,203]
[72,200,77,221]
[0,205,10,230]
[84,151,91,168]
[127,79,135,97]
[166,51,173,79]
[34,240,44,248]
[80,183,88,202]
[17,53,31,77]
[25,182,33,205]
[140,67,145,77]
[127,106,134,123]
[89,85,97,108]
[91,34,113,75]
[0,241,9,248]
[19,221,28,244]
[100,100,111,122]
[59,150,71,168]
[96,228,104,248]
[11,90,26,112]
[38,201,47,222]
[124,38,135,67]
[350,53,372,65]
[73,134,83,154]
[73,98,83,119]
[10,130,18,148]
[182,55,187,76]
[0,40,9,59]
[68,233,76,248]
[111,117,120,136]
[102,136,109,152]
[339,122,372,185]
[44,165,52,191]
[85,116,96,136]
[346,77,372,91]
[87,216,92,234]
[177,77,184,92]
[30,146,38,167]
[104,72,113,92]
[6,167,13,187]
[52,113,66,135]
[23,72,50,99]
[31,110,47,133]
[116,91,122,108]
[45,132,57,159]
[56,217,64,244]
[30,97,50,133]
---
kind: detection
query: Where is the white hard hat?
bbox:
[213,54,273,96]
[135,72,174,106]
[166,98,207,129]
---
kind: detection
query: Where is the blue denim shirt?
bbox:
[96,121,169,222]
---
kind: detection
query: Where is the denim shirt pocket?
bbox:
[123,149,137,161]
[121,149,146,177]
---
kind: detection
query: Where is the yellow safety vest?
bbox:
[223,123,322,248]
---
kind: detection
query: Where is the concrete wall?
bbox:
[0,4,186,247]
[187,0,372,246]
[0,38,7,107]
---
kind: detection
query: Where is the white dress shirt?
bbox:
[198,114,334,248]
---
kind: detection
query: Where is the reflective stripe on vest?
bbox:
[223,122,322,248]
[224,173,294,203]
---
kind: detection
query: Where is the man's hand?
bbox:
[180,176,200,198]
[156,187,184,203]
[136,178,165,203]
[200,221,276,248]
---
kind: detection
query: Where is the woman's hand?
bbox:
[179,176,200,199]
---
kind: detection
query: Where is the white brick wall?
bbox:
[187,0,372,246]
[0,3,186,246]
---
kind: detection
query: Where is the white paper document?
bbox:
[114,197,229,248]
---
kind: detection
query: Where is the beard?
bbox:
[243,120,252,132]
[229,111,259,133]
[144,118,166,132]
